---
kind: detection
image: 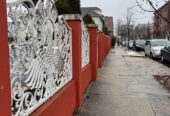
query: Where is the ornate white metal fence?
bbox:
[7,0,72,115]
[81,22,90,68]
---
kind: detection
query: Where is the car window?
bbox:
[164,45,169,50]
[151,40,170,47]
[168,46,170,51]
[136,40,146,45]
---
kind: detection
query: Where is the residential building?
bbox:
[81,7,105,31]
[104,16,113,37]
[135,23,153,40]
[153,1,170,39]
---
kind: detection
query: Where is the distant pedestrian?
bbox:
[117,39,120,46]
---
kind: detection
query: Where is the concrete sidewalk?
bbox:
[78,47,170,116]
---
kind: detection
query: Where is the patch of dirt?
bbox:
[154,75,170,93]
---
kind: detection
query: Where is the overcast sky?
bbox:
[81,0,154,30]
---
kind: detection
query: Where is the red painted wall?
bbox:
[98,33,103,68]
[81,64,92,94]
[87,26,98,80]
[66,20,83,108]
[0,1,12,115]
[98,33,111,68]
[0,5,111,115]
[31,81,76,116]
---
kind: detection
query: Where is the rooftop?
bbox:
[81,7,102,17]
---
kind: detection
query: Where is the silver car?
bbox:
[144,39,170,58]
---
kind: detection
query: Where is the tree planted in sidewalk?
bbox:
[83,14,95,24]
[111,35,116,47]
[68,0,81,14]
[55,0,72,15]
[55,0,81,15]
[102,26,108,35]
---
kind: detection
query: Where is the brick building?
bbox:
[154,1,170,39]
[104,16,113,37]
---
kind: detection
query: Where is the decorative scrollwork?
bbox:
[7,0,72,115]
[81,22,90,68]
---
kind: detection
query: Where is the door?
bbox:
[167,46,170,62]
[162,46,168,60]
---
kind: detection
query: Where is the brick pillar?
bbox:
[0,0,12,115]
[86,24,98,81]
[98,32,103,68]
[63,14,82,108]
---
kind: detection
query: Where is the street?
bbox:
[78,47,170,116]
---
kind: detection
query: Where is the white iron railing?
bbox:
[7,0,72,115]
[81,22,90,68]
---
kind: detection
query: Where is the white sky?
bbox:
[81,0,155,32]
[7,0,18,3]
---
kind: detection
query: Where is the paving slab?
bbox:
[77,47,170,116]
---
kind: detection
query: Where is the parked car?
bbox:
[161,45,170,62]
[122,41,128,47]
[133,40,146,51]
[145,39,170,58]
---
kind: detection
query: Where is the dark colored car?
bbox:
[133,40,146,51]
[161,45,170,62]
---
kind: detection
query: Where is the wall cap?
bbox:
[86,24,98,28]
[62,14,82,21]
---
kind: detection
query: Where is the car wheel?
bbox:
[161,55,164,62]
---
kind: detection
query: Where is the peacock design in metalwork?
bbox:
[7,0,72,115]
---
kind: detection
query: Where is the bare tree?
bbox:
[135,0,170,23]
[116,19,123,41]
[127,9,134,49]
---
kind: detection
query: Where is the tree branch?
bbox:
[147,0,170,23]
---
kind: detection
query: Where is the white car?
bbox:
[144,39,170,58]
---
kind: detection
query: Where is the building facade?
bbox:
[153,1,170,39]
[135,23,153,40]
[81,7,105,31]
[104,16,113,37]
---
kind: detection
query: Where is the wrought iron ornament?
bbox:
[7,0,72,115]
[81,22,90,68]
